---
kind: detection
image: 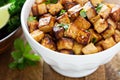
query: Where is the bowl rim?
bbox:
[21,0,120,57]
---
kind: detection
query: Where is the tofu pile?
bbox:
[28,0,120,55]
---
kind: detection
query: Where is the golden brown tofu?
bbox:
[28,19,39,33]
[113,30,120,42]
[73,0,88,6]
[63,2,77,10]
[38,14,55,32]
[57,38,74,50]
[72,42,83,55]
[98,4,111,19]
[82,43,98,54]
[96,45,103,52]
[37,3,47,15]
[57,13,70,24]
[89,29,102,43]
[101,37,116,50]
[30,29,45,42]
[90,15,101,24]
[53,26,65,39]
[35,0,45,4]
[41,34,56,50]
[68,4,82,20]
[60,49,74,55]
[110,7,120,22]
[64,23,79,39]
[47,2,63,15]
[102,24,115,39]
[117,22,120,31]
[107,18,117,29]
[76,29,91,45]
[74,16,91,30]
[86,8,97,20]
[94,18,108,33]
[90,0,103,7]
[32,4,39,16]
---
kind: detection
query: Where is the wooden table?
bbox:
[0,36,120,80]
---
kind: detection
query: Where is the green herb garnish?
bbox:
[28,16,37,22]
[57,24,69,30]
[80,9,87,18]
[59,9,66,16]
[45,0,58,4]
[9,38,40,69]
[95,3,103,13]
[92,38,97,44]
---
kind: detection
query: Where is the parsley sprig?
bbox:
[9,38,40,69]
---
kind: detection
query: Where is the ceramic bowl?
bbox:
[21,0,120,77]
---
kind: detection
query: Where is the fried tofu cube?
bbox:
[68,4,82,20]
[64,23,79,39]
[110,7,120,22]
[73,0,88,6]
[98,4,111,19]
[57,13,70,24]
[96,45,103,52]
[53,26,65,39]
[94,18,108,33]
[86,8,97,20]
[102,24,115,39]
[90,0,103,7]
[63,2,77,10]
[38,14,55,32]
[32,4,39,16]
[89,29,102,43]
[35,0,45,4]
[101,37,116,49]
[113,30,120,42]
[28,19,39,33]
[73,16,91,30]
[82,43,98,54]
[38,3,47,15]
[41,34,56,50]
[30,29,44,42]
[90,15,101,24]
[76,29,91,45]
[57,38,74,50]
[47,2,63,15]
[60,50,74,55]
[117,22,120,31]
[72,42,83,55]
[107,18,117,29]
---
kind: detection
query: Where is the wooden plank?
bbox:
[43,62,65,80]
[85,66,106,80]
[65,77,85,80]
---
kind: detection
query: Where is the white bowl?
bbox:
[21,0,120,78]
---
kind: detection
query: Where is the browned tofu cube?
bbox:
[41,34,56,51]
[94,18,108,33]
[73,0,88,6]
[82,43,98,54]
[113,30,120,42]
[96,45,103,52]
[28,19,39,33]
[35,0,45,4]
[107,18,117,29]
[89,29,102,43]
[53,26,65,39]
[110,7,120,22]
[90,0,103,7]
[32,4,39,16]
[60,50,74,55]
[74,16,91,30]
[47,2,63,15]
[101,37,116,50]
[38,14,55,32]
[68,4,82,20]
[37,3,47,15]
[76,29,91,45]
[90,15,101,24]
[30,29,44,42]
[72,42,83,55]
[57,38,74,50]
[102,24,115,39]
[63,2,77,10]
[117,22,120,31]
[57,13,70,24]
[98,4,111,19]
[64,23,79,39]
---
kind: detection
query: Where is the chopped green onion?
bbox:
[80,9,87,18]
[95,3,103,13]
[59,9,66,16]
